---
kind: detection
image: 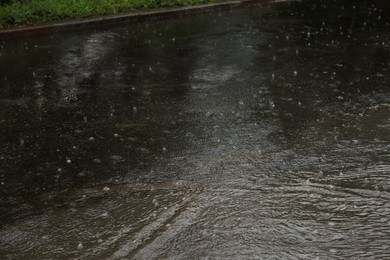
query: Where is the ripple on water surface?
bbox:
[0,0,390,258]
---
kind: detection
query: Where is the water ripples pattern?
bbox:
[0,0,390,258]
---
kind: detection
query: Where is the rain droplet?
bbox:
[93,158,101,163]
[205,111,213,117]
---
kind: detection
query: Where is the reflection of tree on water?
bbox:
[0,17,208,210]
[250,0,390,144]
[95,19,206,182]
[0,32,122,214]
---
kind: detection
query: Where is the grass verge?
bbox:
[0,0,217,28]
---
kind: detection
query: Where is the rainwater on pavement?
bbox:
[0,0,390,258]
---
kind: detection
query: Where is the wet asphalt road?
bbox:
[0,0,390,258]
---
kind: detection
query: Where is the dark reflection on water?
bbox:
[1,0,390,258]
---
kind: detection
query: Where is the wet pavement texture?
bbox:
[1,0,390,258]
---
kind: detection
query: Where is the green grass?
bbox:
[0,0,216,28]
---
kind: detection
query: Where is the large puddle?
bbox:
[1,0,390,258]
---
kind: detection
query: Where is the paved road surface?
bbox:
[0,0,389,258]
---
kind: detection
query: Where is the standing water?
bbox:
[0,0,390,258]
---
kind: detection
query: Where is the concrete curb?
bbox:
[0,0,284,39]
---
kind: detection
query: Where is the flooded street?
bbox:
[1,0,390,258]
